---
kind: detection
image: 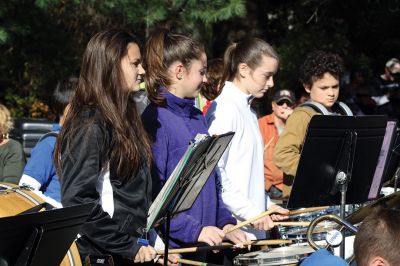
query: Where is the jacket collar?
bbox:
[221,81,254,106]
[162,88,196,118]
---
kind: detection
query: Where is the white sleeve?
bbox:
[149,229,164,250]
[19,174,62,208]
[19,174,41,190]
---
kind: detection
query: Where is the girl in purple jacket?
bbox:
[141,29,246,260]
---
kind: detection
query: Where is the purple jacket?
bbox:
[142,90,236,247]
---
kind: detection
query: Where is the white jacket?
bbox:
[206,81,271,239]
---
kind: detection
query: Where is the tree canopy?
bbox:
[0,0,399,118]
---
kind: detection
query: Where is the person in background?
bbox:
[200,58,224,115]
[0,104,25,184]
[340,70,376,115]
[19,76,77,207]
[258,89,295,200]
[372,58,400,119]
[296,88,311,105]
[132,81,150,114]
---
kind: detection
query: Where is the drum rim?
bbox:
[0,183,42,206]
[234,246,314,265]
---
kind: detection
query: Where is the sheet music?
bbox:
[146,134,209,231]
[368,121,397,199]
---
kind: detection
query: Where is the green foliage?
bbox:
[0,28,8,44]
[1,0,399,118]
[0,0,245,118]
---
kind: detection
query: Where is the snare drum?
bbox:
[234,245,315,266]
[0,183,82,266]
[278,207,339,243]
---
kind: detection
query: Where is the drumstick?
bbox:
[223,209,275,234]
[288,206,328,216]
[156,239,292,255]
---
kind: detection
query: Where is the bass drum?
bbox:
[0,182,82,266]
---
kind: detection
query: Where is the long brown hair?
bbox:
[54,29,152,182]
[220,38,279,89]
[144,28,204,106]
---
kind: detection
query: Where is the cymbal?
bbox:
[346,191,400,224]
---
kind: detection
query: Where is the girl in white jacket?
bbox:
[206,38,288,240]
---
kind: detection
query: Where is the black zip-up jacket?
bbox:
[60,109,152,262]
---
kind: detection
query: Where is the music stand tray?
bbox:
[0,203,94,266]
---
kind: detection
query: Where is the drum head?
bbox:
[234,245,315,266]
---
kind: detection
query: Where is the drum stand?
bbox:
[335,171,350,259]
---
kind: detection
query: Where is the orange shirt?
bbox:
[258,114,284,191]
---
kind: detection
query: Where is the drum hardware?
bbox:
[0,183,42,206]
[288,206,328,216]
[277,206,339,243]
[156,240,293,255]
[233,245,315,266]
[306,213,358,264]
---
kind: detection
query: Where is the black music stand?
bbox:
[0,203,94,266]
[146,132,234,266]
[286,115,387,258]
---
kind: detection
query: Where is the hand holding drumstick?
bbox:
[252,205,289,230]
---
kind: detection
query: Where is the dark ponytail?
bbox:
[220,43,238,89]
[145,28,204,106]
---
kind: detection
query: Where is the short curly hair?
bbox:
[299,50,344,86]
[0,104,13,135]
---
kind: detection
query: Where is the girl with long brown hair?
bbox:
[54,29,176,265]
[141,29,247,261]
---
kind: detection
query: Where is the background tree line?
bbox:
[0,0,399,118]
